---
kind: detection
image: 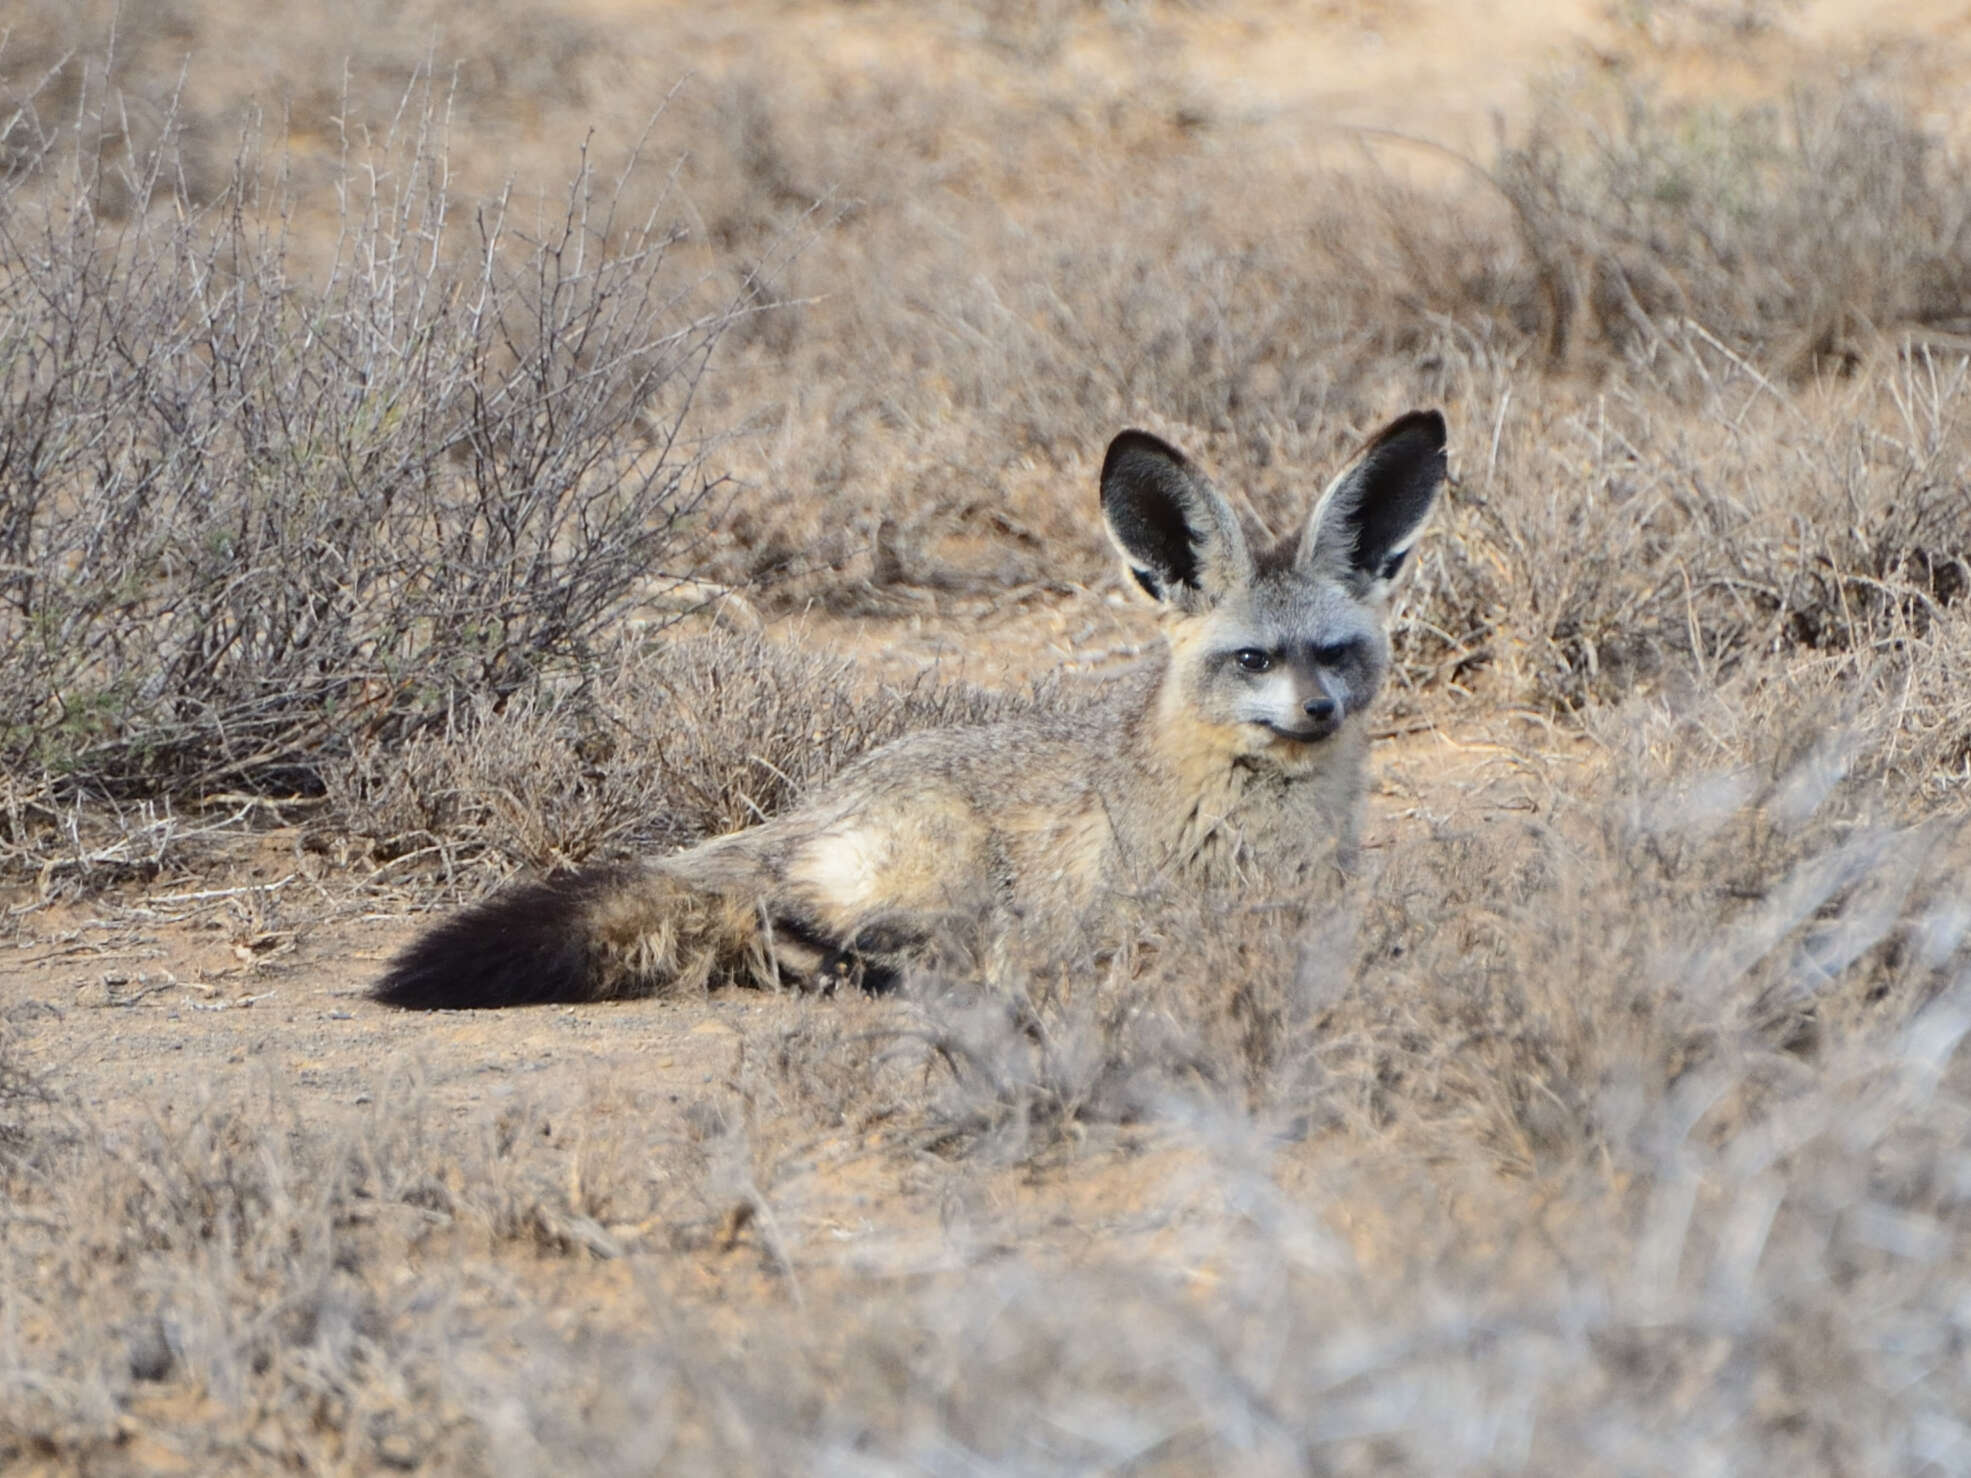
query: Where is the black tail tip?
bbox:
[373,868,630,1010]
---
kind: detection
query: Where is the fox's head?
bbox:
[1100,411,1447,768]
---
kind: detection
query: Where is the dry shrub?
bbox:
[1394,358,1971,790]
[1324,728,1968,1173]
[1492,73,1971,373]
[0,74,739,823]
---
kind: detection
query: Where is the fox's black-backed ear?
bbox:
[1300,410,1447,598]
[1100,430,1253,611]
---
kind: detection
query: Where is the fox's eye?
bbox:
[1313,641,1358,667]
[1234,649,1273,674]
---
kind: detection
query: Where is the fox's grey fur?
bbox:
[374,411,1448,1008]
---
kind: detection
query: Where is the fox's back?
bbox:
[723,654,1367,948]
[740,670,1158,939]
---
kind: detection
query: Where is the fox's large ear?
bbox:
[1300,410,1447,599]
[1100,431,1252,611]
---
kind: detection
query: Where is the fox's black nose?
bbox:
[1304,696,1338,722]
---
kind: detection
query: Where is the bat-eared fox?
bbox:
[375,411,1448,1008]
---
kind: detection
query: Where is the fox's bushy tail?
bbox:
[373,865,770,1009]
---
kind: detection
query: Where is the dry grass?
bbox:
[326,631,1044,891]
[4,0,1971,1472]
